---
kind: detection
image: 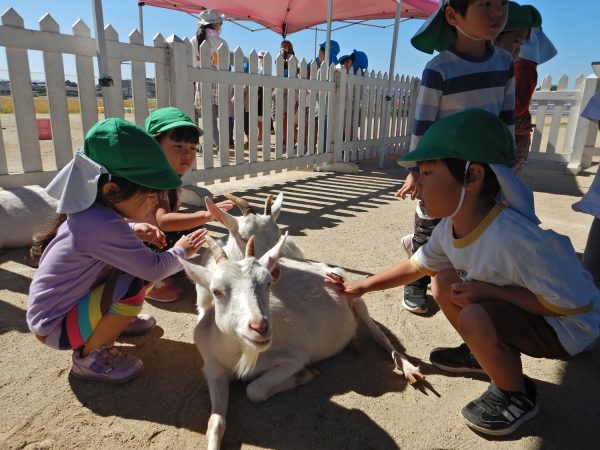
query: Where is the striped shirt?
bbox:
[410,44,515,151]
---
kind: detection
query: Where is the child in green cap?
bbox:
[327,109,600,436]
[397,0,514,314]
[27,118,207,384]
[143,107,233,302]
[494,2,549,169]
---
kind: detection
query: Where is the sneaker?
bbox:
[402,283,428,314]
[461,378,539,436]
[401,233,414,257]
[429,343,485,374]
[71,345,143,384]
[146,280,183,303]
[120,314,156,337]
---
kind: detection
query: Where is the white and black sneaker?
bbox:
[461,377,539,436]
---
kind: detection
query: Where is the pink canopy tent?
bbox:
[139,0,438,36]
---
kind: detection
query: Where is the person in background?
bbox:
[191,9,232,150]
[338,50,369,75]
[494,3,556,170]
[278,40,298,148]
[338,53,355,74]
[572,92,600,288]
[317,40,340,67]
[512,25,557,168]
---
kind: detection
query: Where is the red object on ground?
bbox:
[37,118,52,140]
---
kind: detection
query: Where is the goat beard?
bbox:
[233,348,260,379]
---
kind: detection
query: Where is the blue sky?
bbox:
[0,0,599,87]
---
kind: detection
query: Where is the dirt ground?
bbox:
[1,156,599,450]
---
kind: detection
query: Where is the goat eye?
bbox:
[212,289,222,297]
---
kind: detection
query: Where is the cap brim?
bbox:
[127,167,183,190]
[396,146,453,167]
[154,120,203,137]
[411,5,456,54]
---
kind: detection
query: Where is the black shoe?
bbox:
[429,343,485,374]
[402,283,428,314]
[461,379,539,436]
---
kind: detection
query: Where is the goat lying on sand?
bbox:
[181,235,424,450]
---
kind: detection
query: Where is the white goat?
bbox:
[181,235,424,450]
[203,192,304,262]
[195,192,304,311]
[0,186,57,249]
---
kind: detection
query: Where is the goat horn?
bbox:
[246,235,256,258]
[207,238,228,264]
[224,193,255,216]
[264,194,273,216]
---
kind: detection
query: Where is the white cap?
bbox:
[198,9,225,26]
[258,51,267,58]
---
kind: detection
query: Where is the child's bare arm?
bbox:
[156,200,234,232]
[325,259,423,296]
[450,281,561,316]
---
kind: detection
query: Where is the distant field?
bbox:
[0,96,157,114]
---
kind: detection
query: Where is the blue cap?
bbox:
[319,40,340,65]
[351,50,368,74]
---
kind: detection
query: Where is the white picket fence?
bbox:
[529,73,600,173]
[0,7,598,191]
[0,8,418,189]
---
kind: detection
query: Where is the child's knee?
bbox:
[458,304,493,337]
[431,269,459,302]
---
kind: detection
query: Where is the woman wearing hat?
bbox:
[27,119,207,383]
[191,9,231,149]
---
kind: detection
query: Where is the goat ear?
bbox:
[270,192,284,222]
[178,257,212,288]
[258,232,288,269]
[270,264,282,284]
[205,196,239,233]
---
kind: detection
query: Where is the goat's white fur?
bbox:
[182,222,423,449]
[0,186,57,248]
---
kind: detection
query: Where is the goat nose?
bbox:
[248,317,269,335]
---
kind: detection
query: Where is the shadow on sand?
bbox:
[70,321,428,450]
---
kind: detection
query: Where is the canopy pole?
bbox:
[379,0,403,168]
[91,0,113,117]
[324,0,333,66]
[138,1,145,40]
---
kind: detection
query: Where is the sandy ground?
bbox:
[1,156,599,450]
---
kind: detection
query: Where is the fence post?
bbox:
[166,35,195,120]
[562,75,586,157]
[332,66,346,162]
[567,75,600,174]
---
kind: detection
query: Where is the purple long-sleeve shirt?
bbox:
[27,203,186,336]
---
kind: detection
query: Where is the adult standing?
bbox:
[191,9,229,150]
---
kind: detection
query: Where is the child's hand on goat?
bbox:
[324,272,367,297]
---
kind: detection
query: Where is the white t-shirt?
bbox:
[411,204,600,356]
